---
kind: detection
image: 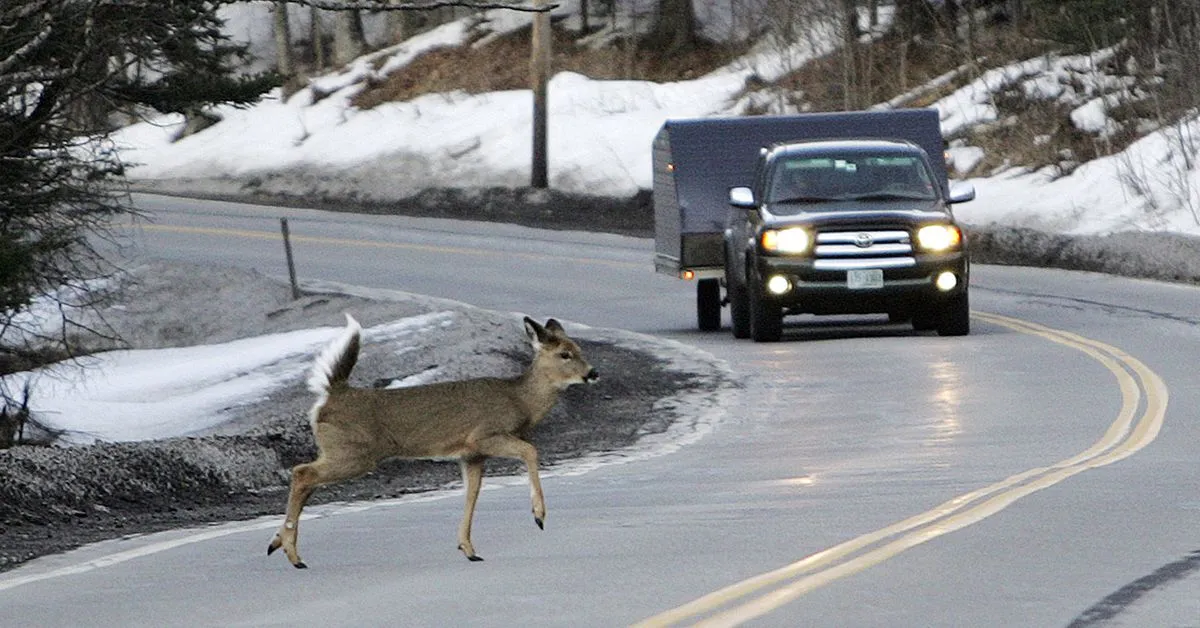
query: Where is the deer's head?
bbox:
[524,317,598,389]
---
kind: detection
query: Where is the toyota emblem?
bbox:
[854,233,874,248]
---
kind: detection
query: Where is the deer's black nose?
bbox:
[584,368,599,383]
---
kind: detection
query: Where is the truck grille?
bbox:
[812,230,915,271]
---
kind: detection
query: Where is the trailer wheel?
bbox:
[696,279,721,331]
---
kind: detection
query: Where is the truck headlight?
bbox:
[916,225,962,252]
[761,228,811,254]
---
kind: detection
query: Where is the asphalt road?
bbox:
[1,194,1197,627]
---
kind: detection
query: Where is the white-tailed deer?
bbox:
[267,314,598,568]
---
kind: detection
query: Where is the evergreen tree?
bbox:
[0,0,278,416]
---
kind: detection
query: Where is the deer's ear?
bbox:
[544,319,564,335]
[524,317,548,347]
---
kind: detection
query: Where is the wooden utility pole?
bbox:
[530,0,552,188]
[273,2,299,98]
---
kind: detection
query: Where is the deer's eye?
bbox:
[559,350,572,360]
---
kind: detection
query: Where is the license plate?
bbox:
[847,269,884,289]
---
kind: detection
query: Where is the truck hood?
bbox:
[761,199,953,227]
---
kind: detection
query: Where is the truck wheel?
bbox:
[727,279,751,339]
[697,279,721,332]
[749,274,783,342]
[912,311,937,332]
[936,291,971,336]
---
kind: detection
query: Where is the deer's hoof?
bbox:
[459,543,484,561]
[293,561,308,569]
[267,537,281,556]
[535,516,545,530]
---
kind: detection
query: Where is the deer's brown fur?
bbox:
[267,314,597,568]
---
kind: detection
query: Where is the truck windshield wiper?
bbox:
[849,192,933,201]
[771,195,841,203]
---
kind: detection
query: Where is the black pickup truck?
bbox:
[652,109,976,341]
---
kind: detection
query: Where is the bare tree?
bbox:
[840,0,860,110]
[274,2,303,97]
[647,0,699,55]
[333,4,368,65]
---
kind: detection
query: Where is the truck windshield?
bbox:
[768,153,937,207]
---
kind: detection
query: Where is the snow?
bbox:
[110,17,1200,236]
[5,312,455,445]
[16,9,1200,444]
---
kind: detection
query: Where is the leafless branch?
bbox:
[0,0,57,22]
[273,0,558,12]
[0,12,54,76]
[0,68,73,88]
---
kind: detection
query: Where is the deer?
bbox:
[267,313,598,568]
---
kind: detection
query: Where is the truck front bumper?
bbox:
[754,252,968,315]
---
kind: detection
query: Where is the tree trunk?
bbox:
[273,2,300,98]
[311,7,326,71]
[841,0,859,110]
[386,9,422,44]
[895,0,936,38]
[648,0,698,55]
[1007,0,1023,27]
[332,8,366,66]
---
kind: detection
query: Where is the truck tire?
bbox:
[749,271,783,342]
[936,291,970,336]
[726,251,751,339]
[727,281,750,339]
[912,311,937,332]
[697,279,721,331]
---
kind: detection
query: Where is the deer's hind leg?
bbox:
[268,453,375,569]
[457,456,486,561]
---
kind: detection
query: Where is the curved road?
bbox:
[1,194,1197,626]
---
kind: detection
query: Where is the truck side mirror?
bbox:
[948,181,976,204]
[729,186,756,208]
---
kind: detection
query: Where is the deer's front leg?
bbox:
[476,435,545,529]
[458,457,486,561]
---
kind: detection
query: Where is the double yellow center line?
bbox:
[637,311,1169,627]
[137,222,643,269]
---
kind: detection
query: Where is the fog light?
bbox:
[766,275,792,295]
[935,271,958,292]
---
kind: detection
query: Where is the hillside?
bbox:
[116,4,1200,237]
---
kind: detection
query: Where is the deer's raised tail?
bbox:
[306,314,361,428]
